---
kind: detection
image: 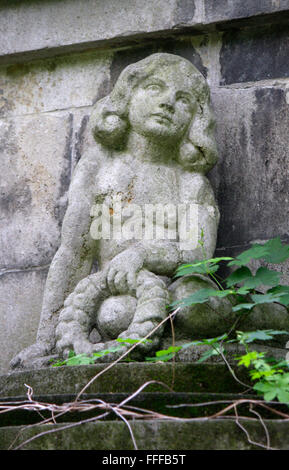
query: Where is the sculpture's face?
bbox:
[128,64,197,142]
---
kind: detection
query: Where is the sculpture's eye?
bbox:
[145,83,162,93]
[176,95,191,106]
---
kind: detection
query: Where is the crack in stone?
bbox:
[0,264,50,278]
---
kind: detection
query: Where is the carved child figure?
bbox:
[11,53,228,368]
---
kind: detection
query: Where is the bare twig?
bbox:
[233,403,276,450]
[169,310,176,389]
[249,403,271,450]
[111,406,138,450]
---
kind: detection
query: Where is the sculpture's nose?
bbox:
[159,101,174,113]
[159,89,175,112]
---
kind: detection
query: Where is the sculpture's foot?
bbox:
[68,338,128,363]
[9,342,54,370]
[55,268,169,361]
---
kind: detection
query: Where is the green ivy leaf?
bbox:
[232,303,255,312]
[65,354,95,366]
[232,291,289,311]
[263,237,289,264]
[236,351,265,368]
[253,373,289,403]
[171,288,235,308]
[116,338,152,345]
[228,245,270,267]
[267,285,289,306]
[236,330,288,345]
[227,266,281,290]
[251,292,288,304]
[92,346,123,358]
[226,267,253,287]
[175,257,233,278]
[175,264,218,277]
[145,353,175,362]
[197,344,224,363]
[228,238,289,267]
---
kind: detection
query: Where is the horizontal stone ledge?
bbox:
[1,418,289,450]
[1,0,289,65]
[0,363,250,396]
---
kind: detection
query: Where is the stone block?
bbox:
[0,52,111,117]
[2,419,289,450]
[1,0,289,67]
[0,269,48,373]
[220,25,289,85]
[0,363,249,397]
[210,85,289,249]
[0,112,72,268]
[0,0,189,63]
[205,0,289,24]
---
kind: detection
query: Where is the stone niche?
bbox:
[0,0,289,372]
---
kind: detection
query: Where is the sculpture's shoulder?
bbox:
[179,170,217,206]
[68,146,103,200]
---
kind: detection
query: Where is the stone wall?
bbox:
[1,0,289,372]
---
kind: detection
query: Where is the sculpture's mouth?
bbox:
[151,113,173,123]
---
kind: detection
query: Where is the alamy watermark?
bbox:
[286,341,289,364]
[90,195,199,250]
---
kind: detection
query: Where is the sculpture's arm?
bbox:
[10,149,99,368]
[36,149,99,347]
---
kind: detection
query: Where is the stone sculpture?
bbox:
[11,53,287,369]
[10,53,221,367]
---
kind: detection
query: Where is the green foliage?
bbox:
[116,338,152,345]
[173,237,289,313]
[51,347,123,367]
[167,236,289,405]
[145,334,228,363]
[52,236,289,406]
[51,338,152,367]
[226,266,281,289]
[227,237,289,267]
[175,257,233,277]
[253,374,289,402]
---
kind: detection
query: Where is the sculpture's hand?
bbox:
[106,247,145,295]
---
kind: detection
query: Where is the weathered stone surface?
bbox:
[1,0,289,66]
[0,113,72,268]
[0,269,48,373]
[205,0,289,24]
[0,363,250,397]
[1,363,288,450]
[0,0,191,63]
[0,52,111,117]
[220,25,289,85]
[2,418,289,450]
[210,85,289,248]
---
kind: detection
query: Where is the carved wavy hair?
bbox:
[90,53,218,174]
